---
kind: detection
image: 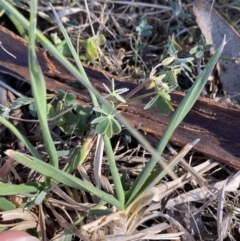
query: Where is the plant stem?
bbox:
[103,135,125,206]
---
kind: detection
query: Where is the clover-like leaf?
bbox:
[162,56,175,66]
[57,89,76,107]
[144,90,174,115]
[86,39,99,60]
[168,38,182,57]
[29,102,37,117]
[51,33,72,57]
[155,92,174,115]
[103,79,128,103]
[140,25,153,37]
[111,118,121,135]
[64,93,76,107]
[79,34,106,61]
[96,118,110,136]
[105,120,113,138]
[136,15,153,37]
[92,106,108,116]
[161,68,180,87]
[189,46,198,55]
[0,106,10,118]
[91,101,121,138]
[11,97,34,109]
[91,116,107,125]
[181,62,192,72]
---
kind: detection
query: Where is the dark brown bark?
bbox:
[0,25,239,169]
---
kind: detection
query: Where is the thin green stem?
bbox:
[49,3,98,109]
[103,135,125,205]
[28,1,58,168]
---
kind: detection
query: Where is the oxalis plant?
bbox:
[0,0,225,222]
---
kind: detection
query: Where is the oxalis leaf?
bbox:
[92,101,121,138]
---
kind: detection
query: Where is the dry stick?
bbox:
[124,78,151,101]
[167,143,208,186]
[0,41,16,59]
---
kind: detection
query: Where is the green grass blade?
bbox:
[49,3,98,109]
[0,197,16,211]
[103,135,125,206]
[28,1,58,168]
[64,131,95,173]
[125,38,226,206]
[7,13,28,41]
[6,150,124,210]
[0,182,40,195]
